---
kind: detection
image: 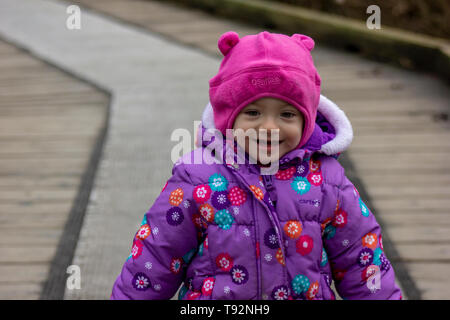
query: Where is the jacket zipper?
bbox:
[262,175,277,204]
[261,174,287,284]
[232,169,287,299]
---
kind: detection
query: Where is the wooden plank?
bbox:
[350,132,450,146]
[413,278,450,300]
[0,212,67,229]
[0,246,56,263]
[375,212,450,225]
[395,243,450,262]
[384,225,450,244]
[353,172,450,187]
[374,199,450,213]
[0,117,104,135]
[0,68,64,80]
[0,188,77,202]
[0,202,73,215]
[0,264,49,284]
[349,145,450,154]
[368,186,450,200]
[350,153,450,170]
[0,283,41,300]
[0,228,62,246]
[0,81,97,96]
[0,158,88,175]
[0,36,109,299]
[0,91,109,105]
[0,137,94,154]
[0,104,106,117]
[0,75,88,88]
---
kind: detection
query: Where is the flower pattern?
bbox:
[359,198,370,217]
[380,253,391,271]
[132,272,151,291]
[357,248,374,267]
[323,224,336,240]
[362,264,379,282]
[275,167,296,180]
[332,208,348,228]
[201,277,215,296]
[131,239,143,259]
[192,213,206,230]
[263,193,275,212]
[264,228,279,249]
[136,224,151,240]
[291,176,311,195]
[199,203,215,222]
[228,186,247,206]
[211,191,230,210]
[166,207,184,226]
[295,162,309,177]
[296,235,314,256]
[209,173,228,191]
[291,274,310,295]
[276,248,285,266]
[230,265,249,285]
[169,188,184,206]
[283,220,302,239]
[187,291,201,300]
[193,184,211,204]
[214,209,234,230]
[115,145,400,300]
[249,185,264,200]
[306,281,319,300]
[307,171,323,186]
[272,285,290,300]
[362,232,378,250]
[216,253,234,271]
[170,257,183,274]
[320,248,328,267]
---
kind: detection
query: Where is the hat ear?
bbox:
[218,31,240,56]
[291,34,315,51]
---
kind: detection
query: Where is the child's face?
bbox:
[232,97,304,165]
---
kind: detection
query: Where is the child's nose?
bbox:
[260,116,279,132]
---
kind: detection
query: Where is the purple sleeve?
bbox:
[111,164,200,300]
[322,174,403,300]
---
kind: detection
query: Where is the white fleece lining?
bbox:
[201,95,353,155]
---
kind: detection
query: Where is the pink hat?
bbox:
[209,31,321,149]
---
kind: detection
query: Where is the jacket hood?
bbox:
[195,94,353,164]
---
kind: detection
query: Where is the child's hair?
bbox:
[208,31,321,149]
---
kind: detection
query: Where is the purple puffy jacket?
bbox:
[111,95,402,300]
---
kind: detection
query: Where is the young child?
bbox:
[111,31,402,300]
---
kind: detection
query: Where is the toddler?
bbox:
[111,31,402,300]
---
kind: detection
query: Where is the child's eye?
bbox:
[244,110,260,117]
[281,112,296,118]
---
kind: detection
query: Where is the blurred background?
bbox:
[271,0,449,38]
[0,0,448,300]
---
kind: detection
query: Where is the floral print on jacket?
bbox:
[111,103,402,300]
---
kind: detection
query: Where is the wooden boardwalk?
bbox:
[0,39,109,299]
[65,0,450,299]
[0,0,448,300]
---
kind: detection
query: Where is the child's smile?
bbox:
[232,97,304,165]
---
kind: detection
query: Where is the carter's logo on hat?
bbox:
[251,76,281,88]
